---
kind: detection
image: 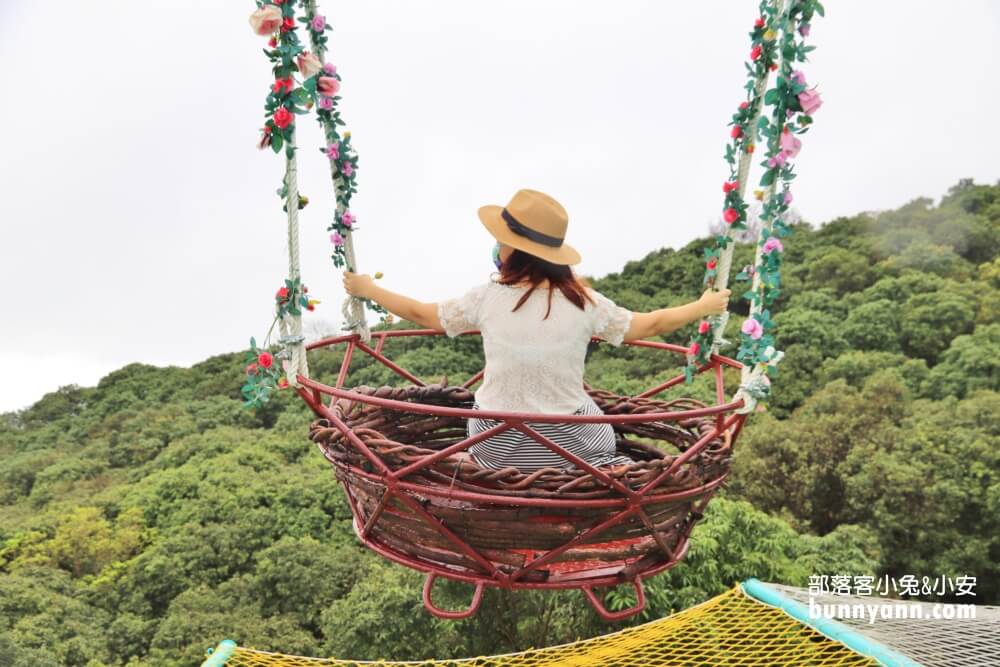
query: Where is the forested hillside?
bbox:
[2,180,997,666]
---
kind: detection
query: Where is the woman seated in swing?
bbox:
[342,188,730,473]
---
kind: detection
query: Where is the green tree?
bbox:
[900,290,977,364]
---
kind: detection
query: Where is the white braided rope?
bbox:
[305,0,371,343]
[710,0,784,358]
[281,128,310,386]
[709,76,767,352]
[733,1,793,415]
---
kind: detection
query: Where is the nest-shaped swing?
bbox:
[296,328,748,621]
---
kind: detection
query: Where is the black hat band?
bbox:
[502,208,564,248]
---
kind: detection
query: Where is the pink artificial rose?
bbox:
[741,317,763,340]
[790,70,807,86]
[318,96,334,111]
[249,5,283,36]
[784,190,793,204]
[342,162,354,176]
[297,52,322,78]
[689,342,701,356]
[330,231,344,246]
[762,236,784,254]
[779,130,802,159]
[698,320,711,335]
[317,76,340,97]
[341,210,355,227]
[798,87,823,115]
[323,62,337,75]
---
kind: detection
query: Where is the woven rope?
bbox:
[732,1,794,415]
[304,0,371,343]
[710,0,785,358]
[283,127,310,385]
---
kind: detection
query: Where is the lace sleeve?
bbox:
[589,289,633,347]
[437,283,489,337]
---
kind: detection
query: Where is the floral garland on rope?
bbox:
[683,0,824,414]
[241,0,391,407]
[298,0,388,328]
[240,0,313,407]
[682,0,783,385]
[239,0,383,408]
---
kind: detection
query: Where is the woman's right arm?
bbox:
[623,288,731,341]
[342,271,442,329]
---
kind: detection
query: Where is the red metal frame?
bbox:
[295,329,747,621]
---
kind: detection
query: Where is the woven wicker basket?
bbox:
[308,382,732,582]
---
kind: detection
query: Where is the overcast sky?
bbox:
[1,1,998,413]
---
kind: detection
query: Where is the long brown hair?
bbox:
[498,249,596,318]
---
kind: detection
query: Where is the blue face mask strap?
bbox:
[492,242,503,271]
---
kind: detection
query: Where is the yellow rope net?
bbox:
[207,584,877,667]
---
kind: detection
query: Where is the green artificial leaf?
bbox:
[759,168,776,187]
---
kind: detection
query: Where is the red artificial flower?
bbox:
[698,320,711,335]
[246,362,259,375]
[730,125,743,139]
[754,17,765,28]
[739,101,749,110]
[277,377,290,389]
[723,208,740,224]
[272,77,294,95]
[706,258,717,270]
[722,180,739,193]
[769,63,778,71]
[273,0,285,4]
[689,342,701,356]
[258,352,274,369]
[750,45,762,61]
[276,286,290,300]
[280,16,295,32]
[268,36,278,48]
[272,106,293,129]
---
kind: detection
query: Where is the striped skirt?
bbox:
[466,397,634,473]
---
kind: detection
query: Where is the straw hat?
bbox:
[477,189,581,266]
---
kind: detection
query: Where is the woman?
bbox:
[342,188,730,472]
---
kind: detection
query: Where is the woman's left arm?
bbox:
[342,271,442,329]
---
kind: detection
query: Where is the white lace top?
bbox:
[437,279,634,414]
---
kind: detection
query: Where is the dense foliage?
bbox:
[1,180,997,666]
